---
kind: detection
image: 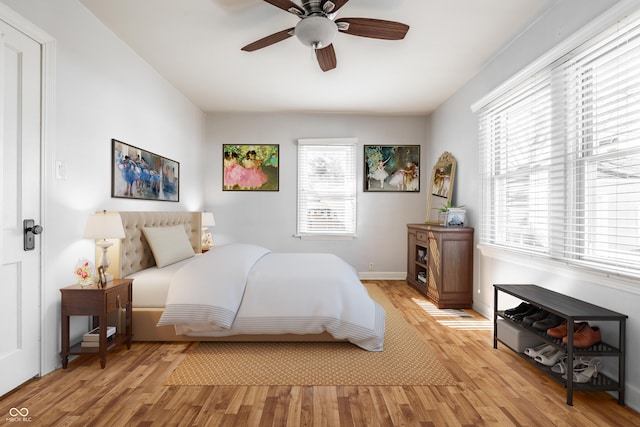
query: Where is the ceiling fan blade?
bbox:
[321,0,349,14]
[263,0,305,16]
[315,44,337,72]
[336,18,409,40]
[241,28,295,52]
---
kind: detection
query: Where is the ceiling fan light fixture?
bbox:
[295,16,338,49]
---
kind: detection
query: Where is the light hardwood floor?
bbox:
[1,280,639,426]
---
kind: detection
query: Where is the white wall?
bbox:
[1,0,206,375]
[428,0,640,411]
[204,113,428,275]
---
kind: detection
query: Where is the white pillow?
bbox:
[142,225,195,268]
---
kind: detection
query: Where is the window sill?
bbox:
[294,234,355,241]
[478,244,640,296]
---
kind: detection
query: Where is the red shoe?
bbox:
[563,324,601,348]
[547,321,588,339]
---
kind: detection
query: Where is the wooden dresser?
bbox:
[406,224,474,308]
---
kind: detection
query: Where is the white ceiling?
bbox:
[79,0,556,115]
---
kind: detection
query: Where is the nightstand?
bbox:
[60,278,133,369]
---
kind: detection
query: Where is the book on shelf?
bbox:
[81,340,101,348]
[83,326,116,342]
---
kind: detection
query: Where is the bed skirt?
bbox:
[130,308,342,342]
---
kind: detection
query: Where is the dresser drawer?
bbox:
[106,283,130,311]
[415,231,428,243]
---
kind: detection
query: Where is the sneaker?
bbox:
[522,309,550,326]
[504,302,532,316]
[532,314,564,331]
[512,306,540,321]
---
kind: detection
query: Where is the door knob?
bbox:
[24,219,43,251]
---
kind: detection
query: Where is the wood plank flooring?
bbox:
[1,280,639,426]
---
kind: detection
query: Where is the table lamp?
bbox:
[201,211,215,251]
[83,210,126,283]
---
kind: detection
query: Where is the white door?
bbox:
[0,19,42,396]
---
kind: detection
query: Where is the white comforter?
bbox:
[156,243,385,351]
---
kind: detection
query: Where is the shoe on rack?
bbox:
[504,302,532,316]
[523,343,555,358]
[562,358,602,383]
[563,325,601,348]
[553,356,597,375]
[522,309,550,327]
[535,349,565,366]
[512,306,540,321]
[547,321,589,339]
[532,314,564,331]
[552,356,582,375]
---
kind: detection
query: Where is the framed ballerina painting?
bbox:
[223,144,279,191]
[364,145,420,192]
[111,139,179,201]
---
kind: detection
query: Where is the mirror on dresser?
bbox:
[426,151,456,224]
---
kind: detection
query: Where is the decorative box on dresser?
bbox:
[406,224,474,308]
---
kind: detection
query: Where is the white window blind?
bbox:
[297,138,357,238]
[478,9,640,277]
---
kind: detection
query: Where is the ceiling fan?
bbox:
[241,0,410,72]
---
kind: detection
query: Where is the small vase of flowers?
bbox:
[74,258,96,286]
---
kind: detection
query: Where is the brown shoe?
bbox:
[547,321,588,338]
[563,325,601,348]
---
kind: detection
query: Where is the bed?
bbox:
[115,211,385,351]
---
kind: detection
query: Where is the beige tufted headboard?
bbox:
[115,211,201,278]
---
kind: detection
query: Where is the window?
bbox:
[476,8,640,277]
[297,138,357,238]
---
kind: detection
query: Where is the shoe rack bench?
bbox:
[493,284,627,406]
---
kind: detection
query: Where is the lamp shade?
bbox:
[295,16,338,49]
[83,212,126,240]
[201,212,216,227]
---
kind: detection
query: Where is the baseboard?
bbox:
[472,300,492,319]
[358,271,406,280]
